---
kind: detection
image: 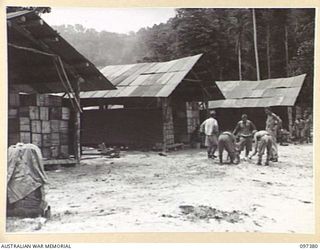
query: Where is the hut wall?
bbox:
[172,101,200,144]
[81,108,163,148]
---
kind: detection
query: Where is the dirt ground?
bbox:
[6,144,314,233]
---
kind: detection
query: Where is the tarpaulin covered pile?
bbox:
[7,143,50,218]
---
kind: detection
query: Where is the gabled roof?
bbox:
[209,74,306,109]
[7,10,115,93]
[80,54,203,98]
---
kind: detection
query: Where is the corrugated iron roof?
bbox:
[7,10,115,93]
[80,54,203,98]
[209,74,306,109]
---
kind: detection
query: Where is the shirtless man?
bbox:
[218,131,240,164]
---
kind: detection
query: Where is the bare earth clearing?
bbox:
[6,144,314,233]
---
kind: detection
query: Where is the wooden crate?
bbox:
[41,147,51,159]
[8,117,30,132]
[31,120,41,133]
[42,134,51,147]
[41,121,51,133]
[19,106,39,120]
[8,93,20,107]
[50,107,62,120]
[60,133,69,144]
[39,107,49,120]
[8,108,18,118]
[59,120,69,133]
[60,145,69,157]
[8,132,31,145]
[20,94,50,106]
[51,133,60,145]
[31,133,42,147]
[51,145,60,158]
[48,95,62,107]
[61,107,70,120]
[50,120,60,133]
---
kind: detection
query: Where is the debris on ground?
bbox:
[179,205,249,223]
[98,143,120,158]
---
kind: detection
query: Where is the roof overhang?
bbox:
[7,10,116,93]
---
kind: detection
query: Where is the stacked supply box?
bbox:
[8,93,71,159]
[8,93,31,145]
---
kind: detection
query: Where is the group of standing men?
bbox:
[200,107,281,166]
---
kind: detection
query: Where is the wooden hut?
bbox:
[79,54,223,150]
[207,74,307,132]
[7,9,115,165]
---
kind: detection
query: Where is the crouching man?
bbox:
[218,131,240,164]
[249,130,273,166]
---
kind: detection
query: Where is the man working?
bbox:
[200,111,219,159]
[233,114,257,159]
[265,107,282,162]
[218,131,240,164]
[249,130,273,166]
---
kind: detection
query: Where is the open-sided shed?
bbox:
[80,54,223,149]
[7,9,115,163]
[208,74,307,131]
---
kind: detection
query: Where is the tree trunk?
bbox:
[266,22,271,78]
[284,24,293,136]
[252,8,261,80]
[284,24,289,77]
[238,36,242,80]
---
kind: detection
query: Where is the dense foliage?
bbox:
[51,8,314,105]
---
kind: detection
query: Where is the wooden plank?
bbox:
[8,132,31,145]
[43,158,76,165]
[31,120,41,133]
[60,145,69,157]
[51,133,60,145]
[20,94,50,106]
[48,95,62,107]
[40,107,49,120]
[19,106,39,120]
[50,120,60,133]
[42,134,51,147]
[60,132,69,144]
[8,108,18,118]
[31,133,42,147]
[61,107,70,120]
[41,120,51,133]
[49,107,62,120]
[8,117,30,132]
[9,93,20,107]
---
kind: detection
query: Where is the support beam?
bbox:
[73,78,82,164]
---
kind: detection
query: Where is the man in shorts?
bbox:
[233,114,256,159]
[200,111,219,159]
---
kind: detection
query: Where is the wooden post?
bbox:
[288,106,293,136]
[73,78,81,164]
[162,98,168,153]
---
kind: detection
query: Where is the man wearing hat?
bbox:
[200,111,219,159]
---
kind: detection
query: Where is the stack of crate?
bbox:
[8,93,31,145]
[186,102,200,134]
[163,106,174,146]
[8,93,71,159]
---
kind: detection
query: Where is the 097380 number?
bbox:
[300,244,318,248]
